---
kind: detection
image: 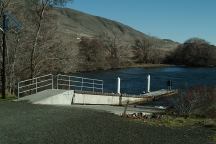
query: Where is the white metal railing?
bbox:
[18,74,53,99]
[57,74,103,93]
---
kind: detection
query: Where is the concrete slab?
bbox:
[18,89,74,105]
[141,89,173,97]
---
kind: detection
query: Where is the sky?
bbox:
[67,0,216,45]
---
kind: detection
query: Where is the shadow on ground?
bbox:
[0,101,214,144]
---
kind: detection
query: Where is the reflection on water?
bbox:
[75,66,216,94]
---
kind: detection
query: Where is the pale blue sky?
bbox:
[67,0,216,45]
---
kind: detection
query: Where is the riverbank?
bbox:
[75,63,175,73]
[0,101,214,144]
[121,63,175,69]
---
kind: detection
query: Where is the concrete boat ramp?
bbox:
[18,89,176,106]
[18,89,174,115]
[17,74,176,115]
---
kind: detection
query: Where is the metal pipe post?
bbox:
[17,82,20,99]
[147,74,151,93]
[52,75,54,89]
[57,75,59,89]
[117,77,121,94]
[81,78,83,91]
[36,78,38,93]
[68,76,70,90]
[102,81,104,93]
[93,80,95,92]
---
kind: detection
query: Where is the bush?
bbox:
[172,86,216,118]
[166,38,216,67]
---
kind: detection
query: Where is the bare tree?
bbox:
[78,37,106,71]
[0,0,11,98]
[6,31,20,95]
[24,0,73,78]
[132,39,154,63]
[99,31,121,68]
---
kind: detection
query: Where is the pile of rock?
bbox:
[121,112,164,120]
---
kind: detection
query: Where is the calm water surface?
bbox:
[75,66,216,94]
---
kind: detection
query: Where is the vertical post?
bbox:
[35,78,38,93]
[17,82,20,99]
[57,75,59,89]
[117,77,121,94]
[81,78,83,91]
[93,80,95,92]
[122,100,129,117]
[68,76,70,90]
[102,81,104,93]
[52,75,54,89]
[147,74,151,93]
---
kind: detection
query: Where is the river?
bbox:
[75,66,216,95]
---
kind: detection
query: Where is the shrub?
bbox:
[166,38,216,67]
[172,86,216,118]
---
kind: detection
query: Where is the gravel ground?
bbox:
[0,101,214,144]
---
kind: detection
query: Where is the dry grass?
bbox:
[146,117,216,128]
[128,116,216,143]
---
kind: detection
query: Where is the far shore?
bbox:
[74,63,216,73]
[120,63,176,69]
[74,64,176,73]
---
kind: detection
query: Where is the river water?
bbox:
[75,66,216,95]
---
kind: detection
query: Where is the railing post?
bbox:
[69,76,70,90]
[80,78,83,91]
[17,82,20,99]
[52,74,54,89]
[93,80,95,92]
[57,74,59,89]
[36,78,38,93]
[102,81,104,93]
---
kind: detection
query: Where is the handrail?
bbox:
[19,74,52,84]
[58,74,103,82]
[17,74,104,99]
[18,74,53,99]
[18,83,36,89]
[57,74,103,93]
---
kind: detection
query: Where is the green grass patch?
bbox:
[146,117,202,127]
[132,116,216,128]
[211,134,216,143]
[0,96,16,101]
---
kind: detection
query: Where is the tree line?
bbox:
[165,38,216,67]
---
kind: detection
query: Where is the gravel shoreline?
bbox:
[0,101,214,144]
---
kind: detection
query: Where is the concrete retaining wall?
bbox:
[73,93,144,105]
[19,89,174,106]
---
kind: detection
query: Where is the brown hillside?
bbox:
[5,2,178,77]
